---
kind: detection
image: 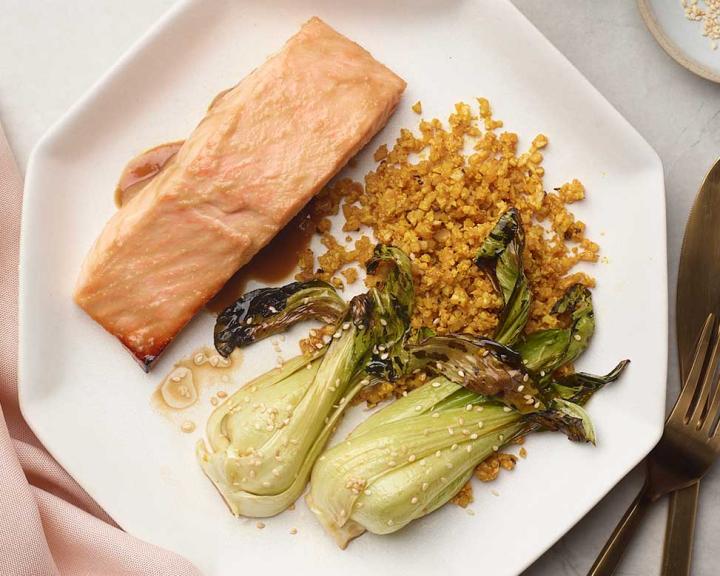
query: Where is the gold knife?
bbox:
[664,157,720,576]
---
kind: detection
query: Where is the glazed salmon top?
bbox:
[74,17,406,370]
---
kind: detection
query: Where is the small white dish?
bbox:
[19,1,667,575]
[639,0,720,83]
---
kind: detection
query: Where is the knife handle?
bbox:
[661,482,699,576]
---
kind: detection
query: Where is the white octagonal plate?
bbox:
[19,1,667,575]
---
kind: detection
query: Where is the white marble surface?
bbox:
[1,1,718,574]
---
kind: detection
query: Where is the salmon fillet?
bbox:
[74,17,406,370]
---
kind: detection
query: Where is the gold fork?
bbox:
[588,313,720,576]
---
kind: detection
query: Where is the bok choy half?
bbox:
[307,209,629,547]
[197,246,413,517]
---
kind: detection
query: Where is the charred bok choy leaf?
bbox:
[214,280,347,357]
[475,208,530,346]
[308,212,629,546]
[515,283,594,378]
[197,246,414,518]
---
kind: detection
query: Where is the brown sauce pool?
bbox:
[114,141,184,207]
[115,142,321,315]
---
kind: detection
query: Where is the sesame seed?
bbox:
[435,450,442,457]
[475,406,484,412]
[448,427,454,435]
[492,445,499,452]
[387,519,394,526]
[432,381,442,388]
[408,454,416,462]
[522,374,529,382]
[458,370,465,377]
[518,385,525,392]
[503,406,512,412]
[217,390,228,398]
[315,343,324,350]
[262,481,270,487]
[466,445,472,453]
[380,352,389,360]
[477,421,484,429]
[246,318,253,325]
[388,460,397,467]
[290,528,298,535]
[422,482,429,491]
[343,322,351,330]
[540,371,546,377]
[534,401,541,409]
[574,334,582,341]
[380,318,388,326]
[451,443,458,451]
[364,489,372,496]
[499,434,505,441]
[466,404,473,411]
[432,413,440,418]
[470,433,478,440]
[411,496,419,504]
[462,429,470,435]
[256,522,265,529]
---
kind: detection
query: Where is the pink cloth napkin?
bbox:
[0,121,202,575]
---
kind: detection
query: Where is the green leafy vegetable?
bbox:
[515,284,595,378]
[197,245,413,517]
[214,280,347,357]
[475,208,531,346]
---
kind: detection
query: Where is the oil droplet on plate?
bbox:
[160,366,197,409]
[153,346,242,413]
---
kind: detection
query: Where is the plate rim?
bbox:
[18,0,669,574]
[638,0,720,84]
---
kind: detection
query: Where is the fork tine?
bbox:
[703,375,720,437]
[669,313,715,423]
[690,322,720,426]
